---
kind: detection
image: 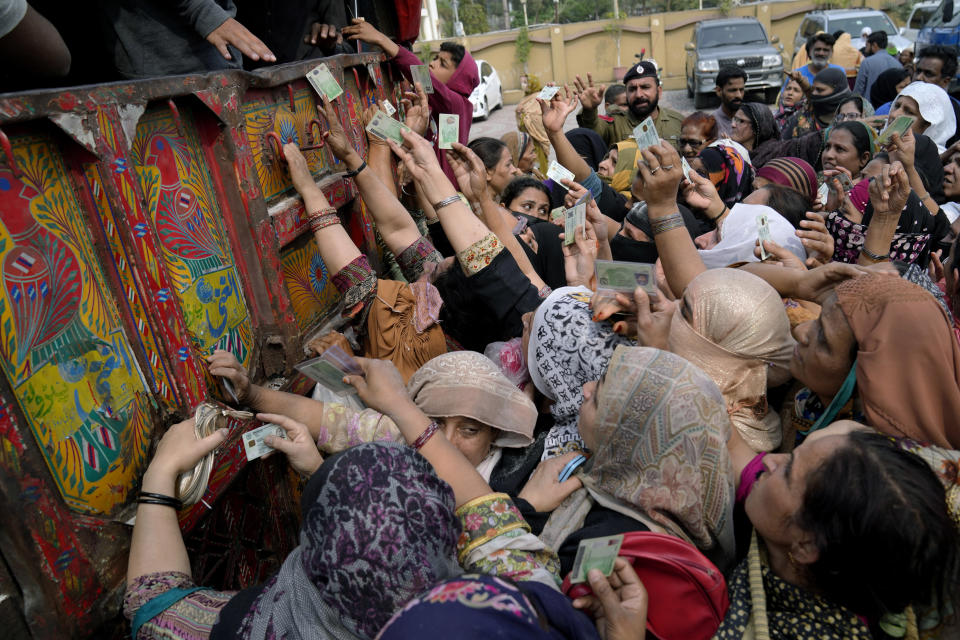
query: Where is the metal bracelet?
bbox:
[410,421,441,451]
[860,246,890,262]
[650,212,685,236]
[431,195,462,211]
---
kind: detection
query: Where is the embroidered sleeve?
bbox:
[316,403,402,453]
[455,493,561,588]
[123,571,235,640]
[396,235,443,282]
[456,233,504,276]
[331,254,378,311]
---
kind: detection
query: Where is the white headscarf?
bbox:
[897,81,957,150]
[698,203,806,269]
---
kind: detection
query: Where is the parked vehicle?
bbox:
[685,17,784,109]
[902,1,940,43]
[793,10,912,57]
[470,59,503,120]
[916,0,960,92]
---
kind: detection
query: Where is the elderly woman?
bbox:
[714,418,959,638]
[888,81,958,152]
[678,111,718,159]
[730,102,781,168]
[540,346,736,576]
[501,130,541,177]
[209,350,537,483]
[666,269,795,452]
[123,358,559,640]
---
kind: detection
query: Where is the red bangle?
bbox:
[410,420,440,451]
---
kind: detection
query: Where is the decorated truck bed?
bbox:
[0,51,399,638]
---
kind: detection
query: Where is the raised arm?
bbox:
[446,142,547,290]
[318,98,421,254]
[541,86,592,181]
[127,418,227,581]
[638,143,708,295]
[858,161,911,266]
[346,358,490,506]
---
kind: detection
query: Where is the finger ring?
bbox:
[650,166,660,174]
[662,164,675,170]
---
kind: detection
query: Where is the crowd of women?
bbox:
[123,59,960,640]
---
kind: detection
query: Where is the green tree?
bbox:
[460,0,489,34]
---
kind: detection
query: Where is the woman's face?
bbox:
[577,376,606,451]
[598,147,618,177]
[790,292,856,401]
[730,109,754,146]
[821,128,868,176]
[488,147,520,194]
[835,101,862,122]
[889,95,930,136]
[781,80,803,107]
[811,81,835,97]
[619,218,650,242]
[519,142,538,173]
[679,124,707,159]
[745,433,847,551]
[508,186,550,220]
[439,416,498,466]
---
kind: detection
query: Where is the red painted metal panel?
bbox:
[0,51,395,637]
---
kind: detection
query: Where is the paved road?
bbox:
[470,89,701,140]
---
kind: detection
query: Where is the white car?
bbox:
[901,1,939,43]
[469,59,503,121]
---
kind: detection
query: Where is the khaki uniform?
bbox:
[577,105,684,149]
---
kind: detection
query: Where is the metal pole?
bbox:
[522,0,529,27]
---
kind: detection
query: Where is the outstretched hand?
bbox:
[636,142,684,210]
[206,18,276,63]
[539,85,579,134]
[386,128,444,183]
[207,349,254,405]
[148,417,228,480]
[446,142,489,203]
[342,357,413,417]
[868,161,910,221]
[572,558,649,640]
[259,412,324,477]
[573,73,606,111]
[561,218,598,288]
[517,451,584,512]
[318,98,355,161]
[402,81,431,136]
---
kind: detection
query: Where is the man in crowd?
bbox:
[712,66,746,137]
[914,45,960,147]
[603,84,627,117]
[790,32,844,86]
[342,17,478,182]
[854,31,901,100]
[575,60,683,148]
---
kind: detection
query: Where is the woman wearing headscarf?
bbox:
[889,81,958,152]
[667,269,795,452]
[730,101,782,168]
[501,130,543,178]
[754,157,818,205]
[208,350,536,483]
[782,67,852,139]
[695,145,753,208]
[565,128,607,172]
[539,346,736,575]
[827,140,948,268]
[378,574,604,639]
[541,93,631,221]
[775,74,808,132]
[871,67,912,115]
[125,358,563,640]
[609,201,703,263]
[527,287,633,460]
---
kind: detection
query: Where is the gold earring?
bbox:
[788,551,799,569]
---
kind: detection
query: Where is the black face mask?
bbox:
[609,233,659,264]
